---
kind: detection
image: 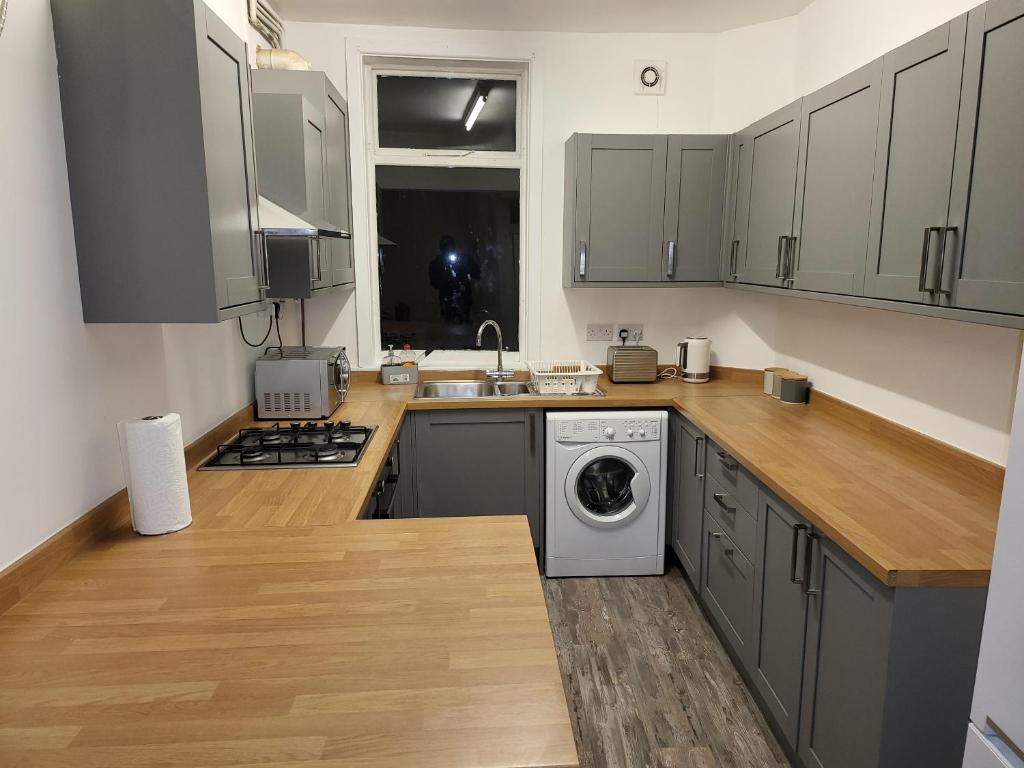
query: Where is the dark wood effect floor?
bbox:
[544,563,790,768]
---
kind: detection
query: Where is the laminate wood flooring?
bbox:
[544,563,790,768]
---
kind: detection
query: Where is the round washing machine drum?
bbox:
[564,445,652,529]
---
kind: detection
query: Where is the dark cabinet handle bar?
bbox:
[666,240,677,278]
[578,241,587,279]
[694,436,705,479]
[713,492,736,514]
[716,449,739,471]
[918,227,942,293]
[790,523,809,584]
[776,235,787,279]
[936,226,957,296]
[729,240,740,279]
[804,533,822,595]
[786,236,798,282]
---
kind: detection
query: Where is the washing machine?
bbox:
[545,411,667,577]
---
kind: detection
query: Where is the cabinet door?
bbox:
[670,416,705,582]
[702,512,756,665]
[864,18,967,304]
[574,135,667,283]
[735,102,801,287]
[663,135,728,282]
[414,409,543,551]
[790,61,882,295]
[947,0,1024,315]
[197,7,262,311]
[326,87,355,287]
[799,537,892,768]
[751,491,810,749]
[392,415,417,519]
[303,106,331,291]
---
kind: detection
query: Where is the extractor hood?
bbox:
[257,196,350,240]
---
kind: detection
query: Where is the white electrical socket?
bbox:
[615,324,645,344]
[586,324,614,342]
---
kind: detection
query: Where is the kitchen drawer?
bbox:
[706,439,758,514]
[704,471,758,562]
[702,512,755,657]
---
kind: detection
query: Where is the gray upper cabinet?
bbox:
[750,491,809,750]
[669,415,706,582]
[790,61,882,295]
[252,69,355,289]
[733,101,802,288]
[663,136,729,282]
[51,0,265,323]
[864,18,968,304]
[565,134,668,284]
[413,409,544,553]
[947,0,1024,315]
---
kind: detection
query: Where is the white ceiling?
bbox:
[274,0,814,34]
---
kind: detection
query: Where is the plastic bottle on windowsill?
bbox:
[400,343,417,366]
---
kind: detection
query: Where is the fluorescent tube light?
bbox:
[464,93,487,131]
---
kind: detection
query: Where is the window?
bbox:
[377,166,520,351]
[364,63,526,359]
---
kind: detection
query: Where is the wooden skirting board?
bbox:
[0,402,255,615]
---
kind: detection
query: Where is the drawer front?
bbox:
[703,512,755,655]
[704,472,758,562]
[706,439,758,513]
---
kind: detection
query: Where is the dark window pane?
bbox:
[377,166,520,352]
[377,76,516,151]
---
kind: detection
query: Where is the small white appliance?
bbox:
[546,411,667,577]
[678,336,712,383]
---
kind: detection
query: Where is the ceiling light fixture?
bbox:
[463,83,491,132]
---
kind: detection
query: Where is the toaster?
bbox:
[606,345,659,383]
[255,346,350,419]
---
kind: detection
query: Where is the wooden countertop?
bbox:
[0,516,578,768]
[186,369,1001,587]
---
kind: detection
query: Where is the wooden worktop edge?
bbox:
[0,401,255,615]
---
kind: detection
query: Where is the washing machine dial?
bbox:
[603,426,616,439]
[639,428,646,438]
[626,428,634,437]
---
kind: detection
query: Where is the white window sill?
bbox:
[373,349,525,371]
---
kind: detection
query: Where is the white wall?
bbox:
[0,0,284,571]
[287,0,1021,464]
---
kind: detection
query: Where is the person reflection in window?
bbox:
[428,234,480,324]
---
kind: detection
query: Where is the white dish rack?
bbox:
[528,360,602,395]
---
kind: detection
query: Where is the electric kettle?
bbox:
[678,337,712,383]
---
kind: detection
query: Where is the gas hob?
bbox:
[200,421,376,470]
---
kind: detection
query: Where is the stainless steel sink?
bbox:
[494,381,534,396]
[416,380,497,399]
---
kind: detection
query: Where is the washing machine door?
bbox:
[565,445,652,529]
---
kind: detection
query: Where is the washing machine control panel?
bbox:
[555,417,661,443]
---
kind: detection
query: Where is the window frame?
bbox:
[348,47,537,371]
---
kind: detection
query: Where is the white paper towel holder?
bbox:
[118,413,193,536]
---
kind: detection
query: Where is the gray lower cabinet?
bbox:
[668,414,705,582]
[701,511,756,662]
[947,0,1024,315]
[51,0,265,323]
[663,136,729,282]
[413,409,544,552]
[864,17,968,304]
[750,490,809,749]
[391,415,417,519]
[733,102,802,288]
[790,61,882,295]
[252,70,355,291]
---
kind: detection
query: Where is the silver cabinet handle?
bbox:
[776,235,788,279]
[729,240,740,279]
[313,236,323,284]
[804,533,822,595]
[666,240,677,278]
[255,231,271,293]
[694,436,705,479]
[712,492,736,514]
[578,241,587,279]
[918,227,943,293]
[786,236,798,282]
[790,523,809,584]
[716,449,738,472]
[936,226,957,296]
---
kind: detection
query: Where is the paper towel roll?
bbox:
[117,414,192,536]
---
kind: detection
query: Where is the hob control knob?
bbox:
[604,427,615,439]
